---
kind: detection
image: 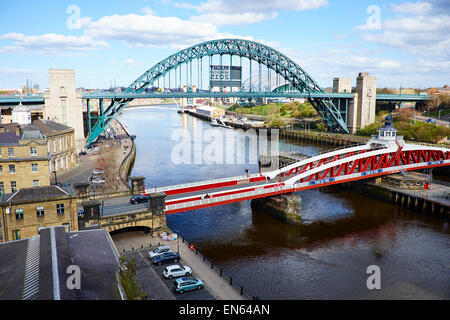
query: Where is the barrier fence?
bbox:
[121,233,258,300]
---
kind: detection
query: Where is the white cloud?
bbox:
[124,58,144,67]
[177,0,328,25]
[195,0,328,14]
[190,12,277,26]
[333,33,349,40]
[0,32,108,55]
[141,6,155,15]
[79,12,263,49]
[391,1,432,14]
[355,2,450,59]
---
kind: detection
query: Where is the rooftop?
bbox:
[32,119,73,136]
[3,185,74,203]
[0,132,20,145]
[0,227,121,300]
[21,124,45,140]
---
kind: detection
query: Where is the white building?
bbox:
[11,102,31,125]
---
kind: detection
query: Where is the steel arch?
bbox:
[87,39,349,146]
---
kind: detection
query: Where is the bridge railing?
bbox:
[152,173,263,193]
[165,184,293,211]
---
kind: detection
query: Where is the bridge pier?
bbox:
[130,176,146,195]
[149,192,167,236]
[251,193,302,225]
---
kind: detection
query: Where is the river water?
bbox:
[120,105,450,300]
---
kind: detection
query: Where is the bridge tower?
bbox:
[355,72,376,131]
[43,69,85,151]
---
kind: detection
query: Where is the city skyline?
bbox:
[0,0,449,90]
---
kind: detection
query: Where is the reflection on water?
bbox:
[120,106,450,299]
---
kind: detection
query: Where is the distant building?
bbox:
[0,185,78,242]
[11,102,32,125]
[0,124,50,194]
[0,226,121,299]
[32,119,77,173]
[422,85,450,96]
[195,105,226,118]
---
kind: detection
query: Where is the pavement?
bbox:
[114,232,247,300]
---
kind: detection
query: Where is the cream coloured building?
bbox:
[0,124,50,194]
[32,119,77,173]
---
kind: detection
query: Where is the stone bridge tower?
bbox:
[43,69,85,151]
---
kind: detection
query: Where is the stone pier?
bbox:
[251,193,302,225]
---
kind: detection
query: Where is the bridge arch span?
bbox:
[87,39,349,145]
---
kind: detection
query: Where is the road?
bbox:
[414,114,450,127]
[100,179,275,216]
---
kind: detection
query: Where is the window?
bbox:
[33,180,40,187]
[62,223,70,232]
[53,140,56,153]
[56,204,65,215]
[64,137,67,150]
[12,229,21,240]
[60,157,64,169]
[32,164,38,172]
[0,165,2,174]
[59,138,62,151]
[9,165,15,174]
[36,206,44,217]
[30,147,37,156]
[10,181,17,193]
[0,182,4,193]
[0,148,2,157]
[15,209,24,220]
[7,148,14,157]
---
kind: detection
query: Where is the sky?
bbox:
[0,0,449,90]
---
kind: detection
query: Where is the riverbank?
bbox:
[57,118,135,200]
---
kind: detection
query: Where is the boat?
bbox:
[210,118,232,129]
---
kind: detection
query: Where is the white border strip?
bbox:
[50,227,61,300]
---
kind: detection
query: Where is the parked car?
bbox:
[130,194,150,204]
[93,168,104,175]
[91,178,105,184]
[152,252,180,265]
[426,118,436,123]
[148,245,172,259]
[173,277,204,294]
[163,265,192,279]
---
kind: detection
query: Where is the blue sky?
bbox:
[0,0,448,90]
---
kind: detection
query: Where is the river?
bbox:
[119,105,450,300]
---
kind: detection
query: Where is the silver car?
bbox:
[148,245,172,259]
